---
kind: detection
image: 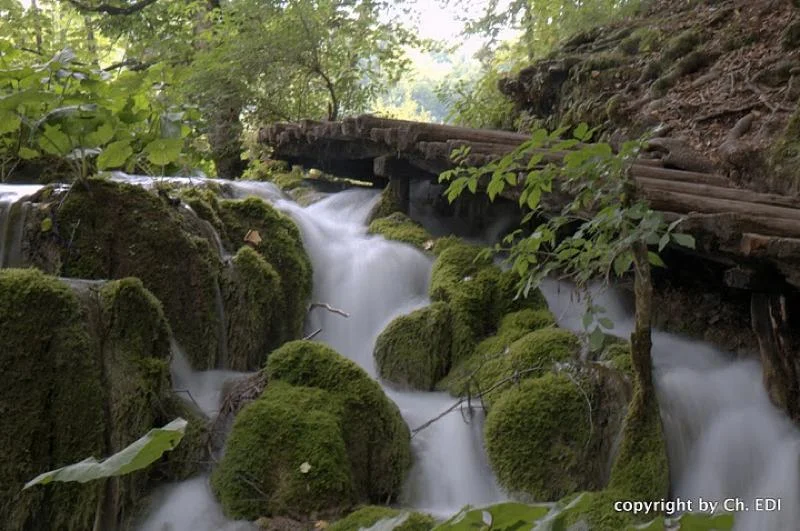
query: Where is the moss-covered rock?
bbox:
[217,197,312,343]
[221,246,283,370]
[368,212,434,250]
[442,326,579,404]
[329,506,436,531]
[212,382,355,519]
[374,302,452,390]
[429,242,548,367]
[31,178,223,369]
[0,270,207,530]
[212,341,411,520]
[485,372,596,500]
[367,183,404,223]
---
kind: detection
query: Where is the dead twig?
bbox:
[308,302,350,318]
[303,328,322,340]
[565,370,594,450]
[411,364,544,437]
[174,388,203,412]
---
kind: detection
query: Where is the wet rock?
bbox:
[212,341,411,520]
[0,270,207,530]
[374,302,452,390]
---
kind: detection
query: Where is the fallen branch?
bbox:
[303,328,322,340]
[173,388,203,412]
[411,364,544,437]
[308,302,350,318]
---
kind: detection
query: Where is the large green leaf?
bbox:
[433,502,551,531]
[97,140,133,170]
[0,110,21,135]
[23,418,187,489]
[37,124,72,156]
[144,138,183,166]
[86,122,115,146]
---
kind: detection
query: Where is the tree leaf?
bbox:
[598,317,614,330]
[97,140,133,170]
[86,122,115,146]
[0,110,20,135]
[37,124,71,156]
[589,326,605,351]
[647,251,666,267]
[18,147,39,160]
[144,138,183,166]
[658,233,669,252]
[671,233,695,249]
[23,418,187,489]
[613,251,632,277]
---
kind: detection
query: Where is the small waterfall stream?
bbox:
[2,178,799,530]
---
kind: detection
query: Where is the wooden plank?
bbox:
[642,189,800,222]
[635,177,800,210]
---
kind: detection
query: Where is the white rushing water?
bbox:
[540,280,800,530]
[2,177,799,530]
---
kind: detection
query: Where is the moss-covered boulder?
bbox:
[27,178,223,369]
[429,242,547,366]
[368,212,434,250]
[216,197,312,344]
[484,357,636,503]
[212,341,411,520]
[374,302,452,390]
[485,372,596,500]
[0,269,208,530]
[440,320,574,402]
[367,183,404,223]
[221,246,283,371]
[329,506,436,531]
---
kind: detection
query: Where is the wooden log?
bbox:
[635,177,800,210]
[354,115,531,145]
[641,189,800,222]
[632,164,729,186]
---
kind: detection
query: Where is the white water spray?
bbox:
[540,280,800,530]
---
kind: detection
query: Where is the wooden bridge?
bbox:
[259,115,800,290]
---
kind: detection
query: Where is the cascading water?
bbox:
[540,280,800,530]
[0,184,42,268]
[3,177,799,530]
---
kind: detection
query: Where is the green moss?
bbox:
[48,178,222,369]
[497,308,556,333]
[368,212,433,250]
[431,235,462,256]
[212,382,355,519]
[0,269,105,531]
[214,341,412,519]
[367,184,404,222]
[485,372,595,500]
[0,271,188,530]
[221,246,283,370]
[374,302,452,390]
[218,197,312,343]
[442,327,579,404]
[330,506,436,531]
[663,29,702,62]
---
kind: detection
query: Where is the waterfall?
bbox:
[272,187,506,516]
[540,280,800,530]
[4,177,800,530]
[0,185,42,268]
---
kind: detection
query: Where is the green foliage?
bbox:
[430,499,734,531]
[330,506,436,531]
[0,40,199,181]
[440,123,695,346]
[23,419,187,489]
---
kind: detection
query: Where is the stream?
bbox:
[1,179,798,530]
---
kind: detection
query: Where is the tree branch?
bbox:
[308,302,350,318]
[67,0,159,16]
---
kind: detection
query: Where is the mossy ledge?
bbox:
[368,212,434,250]
[329,506,436,531]
[0,270,208,530]
[212,341,411,520]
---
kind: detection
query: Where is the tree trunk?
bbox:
[751,293,800,422]
[631,240,655,402]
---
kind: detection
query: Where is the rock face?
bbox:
[212,341,412,520]
[500,0,800,195]
[0,269,207,531]
[19,178,311,371]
